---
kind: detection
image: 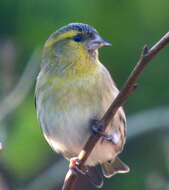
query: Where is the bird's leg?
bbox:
[90,117,117,144]
[69,157,88,175]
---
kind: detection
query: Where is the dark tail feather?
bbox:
[86,166,104,189]
[101,157,130,178]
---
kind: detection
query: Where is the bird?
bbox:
[35,23,129,188]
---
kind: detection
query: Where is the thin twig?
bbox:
[62,31,169,190]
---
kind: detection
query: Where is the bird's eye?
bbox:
[73,34,82,42]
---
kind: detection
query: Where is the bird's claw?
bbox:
[69,157,88,175]
[90,117,104,135]
[90,118,116,144]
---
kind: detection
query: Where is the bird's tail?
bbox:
[101,157,130,178]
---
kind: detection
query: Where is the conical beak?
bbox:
[87,34,112,51]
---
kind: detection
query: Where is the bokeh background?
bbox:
[0,0,169,190]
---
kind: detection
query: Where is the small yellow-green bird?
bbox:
[35,23,129,188]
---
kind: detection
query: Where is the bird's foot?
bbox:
[90,118,117,144]
[69,157,88,176]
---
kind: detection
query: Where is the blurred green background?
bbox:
[0,0,169,190]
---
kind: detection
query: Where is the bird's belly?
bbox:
[36,75,124,166]
[37,88,104,161]
[39,101,122,166]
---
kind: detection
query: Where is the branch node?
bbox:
[142,45,149,56]
[133,83,139,91]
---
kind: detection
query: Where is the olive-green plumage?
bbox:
[35,23,129,188]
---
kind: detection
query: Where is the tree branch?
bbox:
[62,31,169,190]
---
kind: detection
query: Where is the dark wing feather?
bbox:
[86,166,103,189]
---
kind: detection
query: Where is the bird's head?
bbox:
[42,23,111,71]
